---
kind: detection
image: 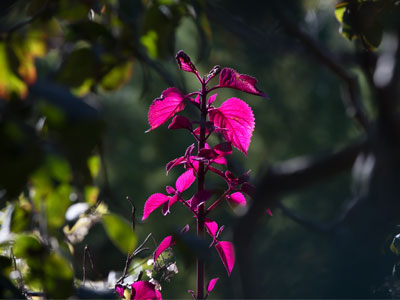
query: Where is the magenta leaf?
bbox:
[190,190,212,210]
[208,93,218,105]
[213,142,232,156]
[175,50,197,73]
[168,115,192,130]
[154,236,176,261]
[175,169,196,193]
[213,156,227,165]
[267,208,273,216]
[147,87,186,131]
[198,149,217,160]
[205,218,218,239]
[115,284,125,298]
[227,192,246,206]
[215,241,235,276]
[142,193,170,220]
[166,156,185,175]
[181,224,190,234]
[209,98,255,155]
[184,143,196,158]
[215,225,225,239]
[131,281,162,300]
[166,186,176,195]
[219,67,267,98]
[207,278,219,293]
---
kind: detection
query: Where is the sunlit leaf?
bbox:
[209,97,255,155]
[215,241,235,276]
[100,61,133,91]
[87,155,101,178]
[154,235,175,261]
[0,42,27,100]
[102,213,137,254]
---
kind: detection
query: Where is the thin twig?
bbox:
[126,196,136,232]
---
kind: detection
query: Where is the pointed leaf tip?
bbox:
[142,193,170,220]
[209,98,255,155]
[148,87,186,131]
[207,278,219,293]
[176,169,196,193]
[215,241,235,276]
[154,235,175,261]
[219,67,267,98]
[205,218,218,239]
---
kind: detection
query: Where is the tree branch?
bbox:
[233,139,367,297]
[205,2,370,132]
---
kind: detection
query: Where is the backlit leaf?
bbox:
[142,193,170,220]
[154,235,175,261]
[219,68,267,97]
[175,169,195,193]
[209,98,255,155]
[131,281,162,300]
[147,87,186,131]
[215,241,235,276]
[207,277,219,293]
[102,213,137,253]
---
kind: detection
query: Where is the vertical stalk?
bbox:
[196,80,207,300]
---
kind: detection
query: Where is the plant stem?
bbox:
[196,80,208,300]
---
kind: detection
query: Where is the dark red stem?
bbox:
[196,79,207,300]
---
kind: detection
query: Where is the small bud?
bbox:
[175,50,197,73]
[206,65,221,81]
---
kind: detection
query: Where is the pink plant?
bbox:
[142,50,267,299]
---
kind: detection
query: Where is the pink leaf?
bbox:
[115,284,124,298]
[209,98,255,155]
[215,241,235,276]
[168,115,192,130]
[180,224,190,234]
[207,278,219,293]
[219,67,267,98]
[213,142,232,156]
[175,169,196,193]
[193,93,200,104]
[166,156,185,175]
[175,50,197,73]
[147,87,186,131]
[154,236,176,261]
[142,193,170,220]
[131,281,162,300]
[267,208,273,216]
[205,218,218,238]
[227,192,246,206]
[208,93,218,105]
[213,156,227,165]
[165,186,175,195]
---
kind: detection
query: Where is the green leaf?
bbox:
[100,61,133,91]
[102,213,137,254]
[88,155,101,178]
[0,42,27,100]
[56,47,97,88]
